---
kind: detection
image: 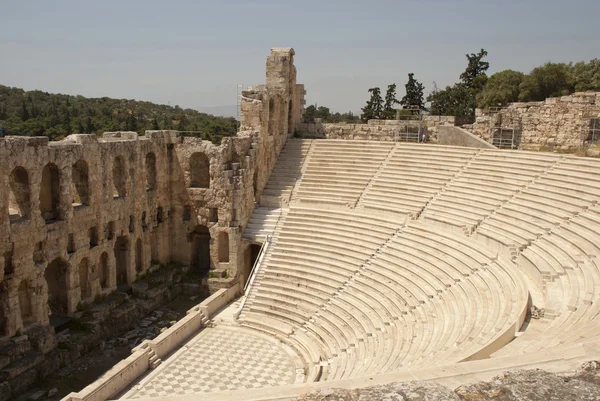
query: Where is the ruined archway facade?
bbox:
[0,48,303,341]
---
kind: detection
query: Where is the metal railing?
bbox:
[233,235,272,319]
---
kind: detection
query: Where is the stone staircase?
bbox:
[243,207,283,243]
[239,208,289,318]
[260,139,313,207]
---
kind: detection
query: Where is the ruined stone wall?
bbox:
[0,47,304,345]
[464,92,600,151]
[297,116,455,142]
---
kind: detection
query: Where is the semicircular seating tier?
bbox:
[239,206,529,380]
[242,139,600,381]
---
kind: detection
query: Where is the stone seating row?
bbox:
[240,207,527,380]
[361,147,476,215]
[420,152,558,228]
[293,140,394,205]
[261,139,313,202]
[479,211,600,357]
[243,207,282,242]
[474,158,600,253]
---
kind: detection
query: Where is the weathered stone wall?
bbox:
[0,46,303,356]
[464,92,600,151]
[297,116,455,142]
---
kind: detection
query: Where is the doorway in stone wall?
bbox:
[190,226,211,275]
[249,243,262,273]
[114,236,130,290]
[45,258,70,329]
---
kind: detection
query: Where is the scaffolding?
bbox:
[581,111,600,148]
[488,108,522,149]
[394,106,425,143]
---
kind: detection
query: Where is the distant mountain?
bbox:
[197,104,239,118]
[0,85,238,144]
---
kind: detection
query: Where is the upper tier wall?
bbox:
[0,47,305,341]
[465,92,600,151]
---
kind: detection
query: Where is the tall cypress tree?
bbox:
[361,87,384,122]
[400,73,425,112]
[383,84,400,119]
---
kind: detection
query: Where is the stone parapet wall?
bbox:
[297,116,455,142]
[464,92,600,151]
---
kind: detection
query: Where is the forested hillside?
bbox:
[0,85,238,144]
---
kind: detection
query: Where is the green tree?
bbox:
[85,116,95,133]
[20,101,30,121]
[476,70,525,108]
[361,87,383,121]
[303,105,316,121]
[383,83,400,119]
[519,62,573,101]
[429,49,489,117]
[460,48,489,90]
[400,73,425,112]
[427,84,474,117]
[151,118,160,130]
[570,59,600,92]
[315,106,331,120]
[125,114,138,131]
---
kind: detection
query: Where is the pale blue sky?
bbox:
[1,0,598,114]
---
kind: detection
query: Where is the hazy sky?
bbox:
[1,0,599,113]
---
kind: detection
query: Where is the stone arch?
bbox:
[278,99,286,137]
[190,225,211,274]
[218,231,230,263]
[114,236,130,288]
[99,252,109,289]
[145,152,157,191]
[135,238,143,272]
[0,286,7,336]
[288,100,294,134]
[268,98,276,136]
[72,159,90,206]
[253,167,259,200]
[18,280,33,325]
[112,155,127,198]
[45,258,69,317]
[78,258,90,300]
[189,152,210,188]
[8,166,31,221]
[39,163,60,222]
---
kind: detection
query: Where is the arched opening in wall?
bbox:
[18,280,33,326]
[114,236,129,289]
[145,152,157,191]
[190,226,211,275]
[8,166,31,222]
[189,153,210,188]
[3,245,14,277]
[72,160,90,207]
[249,244,262,277]
[45,258,69,320]
[78,258,90,300]
[278,100,286,137]
[135,238,143,272]
[288,100,293,134]
[218,231,229,263]
[112,156,127,198]
[0,288,5,337]
[253,167,259,200]
[99,252,109,289]
[150,232,159,264]
[39,163,60,222]
[268,98,275,136]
